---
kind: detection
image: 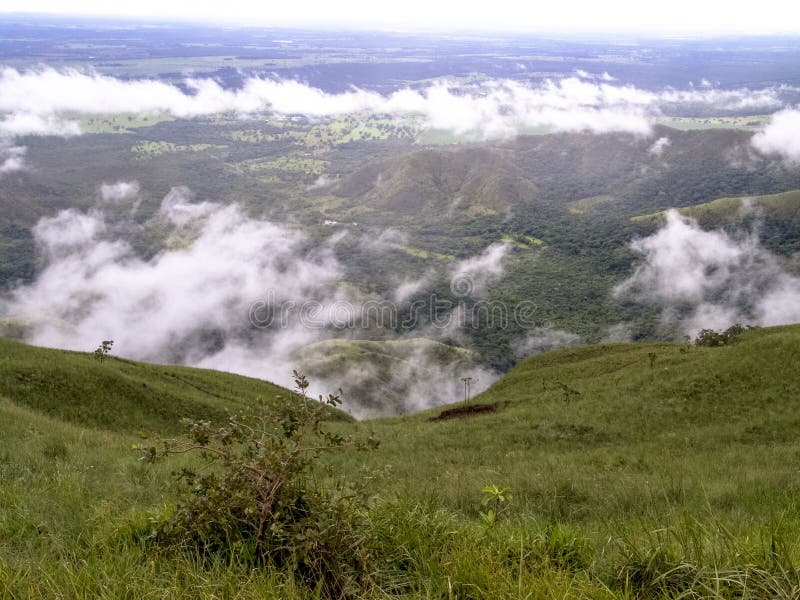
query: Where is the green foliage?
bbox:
[694,323,751,347]
[149,372,379,597]
[479,484,512,526]
[93,339,114,363]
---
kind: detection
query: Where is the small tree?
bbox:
[93,340,113,362]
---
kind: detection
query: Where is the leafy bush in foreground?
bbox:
[147,372,379,597]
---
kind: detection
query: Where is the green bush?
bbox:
[694,323,752,347]
[147,372,379,597]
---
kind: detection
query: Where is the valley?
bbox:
[2,15,800,597]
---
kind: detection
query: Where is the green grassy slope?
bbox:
[0,337,332,433]
[334,324,800,521]
[3,327,800,597]
[633,189,800,224]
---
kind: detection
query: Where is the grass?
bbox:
[3,326,800,596]
[335,326,800,518]
[0,337,302,433]
[237,154,328,177]
[633,189,800,224]
[131,140,227,158]
[567,194,617,215]
[69,112,177,134]
[655,115,770,131]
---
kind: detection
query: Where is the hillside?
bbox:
[332,324,800,518]
[318,126,800,224]
[0,337,350,433]
[3,326,800,597]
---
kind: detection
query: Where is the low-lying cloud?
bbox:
[512,326,583,357]
[648,136,671,156]
[100,180,140,203]
[1,190,508,416]
[2,66,797,141]
[0,141,25,175]
[450,242,511,297]
[614,209,800,336]
[751,108,800,162]
[4,198,340,363]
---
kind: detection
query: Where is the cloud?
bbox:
[657,86,786,112]
[648,136,671,156]
[751,108,800,162]
[0,142,26,175]
[512,326,582,357]
[1,190,501,416]
[450,242,511,297]
[100,180,140,202]
[358,227,408,252]
[393,274,431,304]
[0,112,81,136]
[157,186,220,225]
[1,194,342,383]
[4,67,793,140]
[602,322,634,342]
[614,209,800,336]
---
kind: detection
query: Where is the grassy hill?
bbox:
[0,336,351,433]
[334,325,800,519]
[3,327,800,597]
[633,189,800,224]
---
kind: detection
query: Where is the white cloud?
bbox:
[0,143,26,174]
[157,186,219,225]
[451,242,511,297]
[393,273,432,304]
[657,86,785,112]
[2,199,340,374]
[512,326,582,357]
[1,67,796,141]
[648,136,671,156]
[0,192,501,416]
[359,227,408,252]
[751,108,800,162]
[614,209,800,336]
[100,180,140,202]
[0,112,81,136]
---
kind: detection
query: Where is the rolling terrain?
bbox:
[3,325,800,596]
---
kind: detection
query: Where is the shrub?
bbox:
[146,372,379,597]
[694,324,752,347]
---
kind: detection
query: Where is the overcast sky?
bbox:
[2,0,800,35]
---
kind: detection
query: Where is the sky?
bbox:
[2,0,800,35]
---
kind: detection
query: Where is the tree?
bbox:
[93,340,113,362]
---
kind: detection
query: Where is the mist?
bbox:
[752,108,800,162]
[1,190,507,416]
[614,209,800,336]
[0,141,25,175]
[2,67,797,141]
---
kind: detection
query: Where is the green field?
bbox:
[655,116,770,131]
[3,326,800,597]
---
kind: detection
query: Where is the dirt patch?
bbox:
[430,403,497,421]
